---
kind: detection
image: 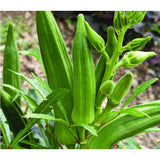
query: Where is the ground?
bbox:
[0,11,160,149]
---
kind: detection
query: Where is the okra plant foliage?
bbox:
[0,11,160,149]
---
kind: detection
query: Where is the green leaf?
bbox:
[0,109,12,144]
[121,78,158,110]
[56,101,69,123]
[9,70,49,99]
[27,89,43,106]
[0,122,10,147]
[139,127,160,134]
[120,108,150,118]
[71,123,98,137]
[0,83,39,109]
[20,139,49,149]
[19,49,46,74]
[117,141,127,149]
[89,101,160,149]
[125,137,142,149]
[10,88,69,148]
[25,113,68,126]
[31,73,52,94]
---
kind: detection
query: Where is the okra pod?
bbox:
[3,23,21,106]
[36,11,77,145]
[71,14,96,124]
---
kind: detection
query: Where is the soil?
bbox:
[0,11,160,149]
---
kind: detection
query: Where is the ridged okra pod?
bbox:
[3,23,21,106]
[36,11,77,145]
[71,14,96,124]
[0,88,31,148]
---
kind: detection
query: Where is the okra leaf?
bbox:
[0,109,12,145]
[125,137,142,149]
[31,73,52,93]
[121,78,158,110]
[19,49,46,74]
[19,139,49,149]
[139,127,160,134]
[120,108,150,118]
[27,89,43,107]
[71,123,98,137]
[89,101,160,149]
[0,83,39,109]
[24,113,69,126]
[0,122,10,147]
[56,101,69,123]
[117,141,127,149]
[10,88,69,147]
[9,70,49,99]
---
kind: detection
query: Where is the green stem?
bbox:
[78,127,85,142]
[67,144,75,149]
[95,30,126,119]
[96,101,114,124]
[46,127,64,149]
[37,123,49,148]
[0,123,10,148]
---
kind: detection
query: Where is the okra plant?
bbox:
[0,11,160,149]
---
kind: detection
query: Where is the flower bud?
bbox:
[126,36,152,51]
[117,51,156,68]
[84,21,105,53]
[126,11,146,27]
[114,11,146,33]
[95,80,114,111]
[100,80,114,97]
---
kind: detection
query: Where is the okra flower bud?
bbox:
[114,11,146,34]
[100,80,114,97]
[126,11,146,27]
[116,51,156,68]
[125,36,152,51]
[84,21,105,54]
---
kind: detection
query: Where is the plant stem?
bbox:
[78,127,85,142]
[95,29,126,118]
[37,123,49,148]
[96,102,114,124]
[46,127,64,149]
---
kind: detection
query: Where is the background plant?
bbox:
[0,11,160,149]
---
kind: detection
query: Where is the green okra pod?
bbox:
[71,14,96,124]
[36,11,77,145]
[0,88,31,148]
[108,72,133,106]
[3,23,21,106]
